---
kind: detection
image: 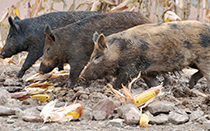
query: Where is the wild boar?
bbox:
[79,20,210,89]
[0,11,100,78]
[39,12,152,88]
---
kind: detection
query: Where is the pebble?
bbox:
[124,112,140,125]
[149,114,168,125]
[39,126,49,131]
[117,103,139,118]
[79,107,93,121]
[93,110,107,120]
[93,98,119,117]
[168,111,189,124]
[22,116,43,122]
[106,119,124,127]
[0,89,11,105]
[0,105,15,115]
[147,101,174,115]
[6,119,15,124]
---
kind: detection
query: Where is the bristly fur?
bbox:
[80,20,210,89]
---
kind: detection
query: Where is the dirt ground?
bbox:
[0,63,210,131]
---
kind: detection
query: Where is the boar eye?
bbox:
[8,34,13,38]
[46,47,50,52]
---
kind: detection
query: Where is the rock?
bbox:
[149,114,168,125]
[22,107,40,118]
[93,110,107,120]
[106,119,124,127]
[168,111,189,124]
[0,105,15,115]
[93,98,119,117]
[147,101,174,115]
[79,108,93,121]
[22,116,43,122]
[3,79,22,86]
[117,103,139,118]
[190,109,204,121]
[0,89,11,105]
[203,120,210,129]
[124,111,140,125]
[6,119,15,124]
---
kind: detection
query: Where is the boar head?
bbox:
[0,16,23,58]
[79,32,119,82]
[39,25,61,74]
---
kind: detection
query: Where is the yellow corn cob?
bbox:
[14,8,20,18]
[139,112,149,128]
[166,17,171,22]
[135,89,159,106]
[31,94,50,102]
[65,112,80,118]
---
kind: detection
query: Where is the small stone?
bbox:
[124,112,140,125]
[203,120,210,129]
[117,103,139,118]
[79,108,93,121]
[73,86,84,92]
[107,119,124,127]
[7,119,15,124]
[93,110,106,120]
[93,98,119,117]
[4,79,21,86]
[22,116,43,122]
[149,114,168,125]
[168,111,189,124]
[190,109,204,121]
[0,89,11,105]
[80,120,87,125]
[0,105,15,115]
[147,101,174,115]
[22,107,40,117]
[22,101,30,105]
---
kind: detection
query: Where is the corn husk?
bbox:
[40,100,84,123]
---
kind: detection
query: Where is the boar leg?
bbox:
[68,61,87,88]
[16,51,42,78]
[142,74,159,87]
[189,71,203,89]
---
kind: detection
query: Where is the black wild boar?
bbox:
[0,11,100,78]
[79,20,210,89]
[39,12,151,88]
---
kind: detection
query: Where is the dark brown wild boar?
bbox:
[39,12,151,88]
[0,11,100,78]
[79,20,210,89]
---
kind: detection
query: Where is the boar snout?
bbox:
[39,62,53,74]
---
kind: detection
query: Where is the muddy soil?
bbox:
[0,64,210,131]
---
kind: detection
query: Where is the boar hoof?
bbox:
[16,71,24,78]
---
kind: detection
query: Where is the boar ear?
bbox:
[8,16,20,32]
[93,31,99,44]
[14,16,20,21]
[96,33,107,50]
[45,24,55,42]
